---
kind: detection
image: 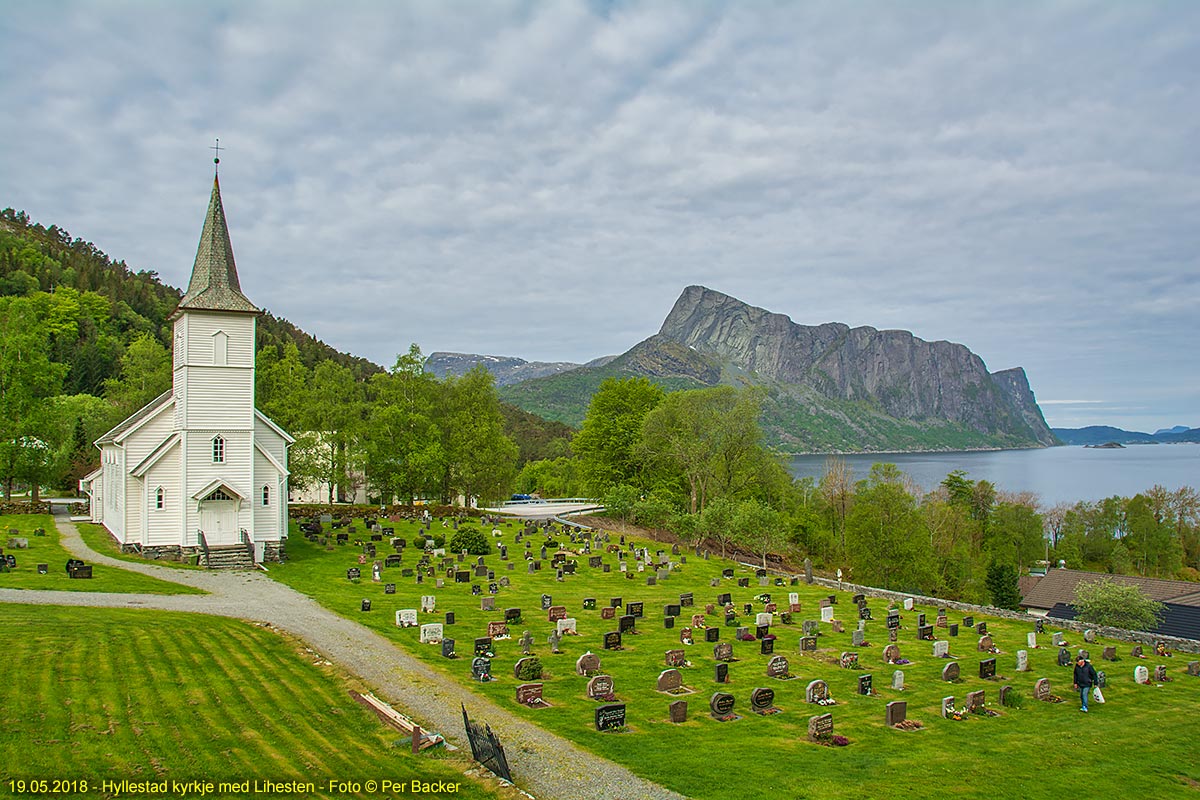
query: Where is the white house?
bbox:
[80,173,293,565]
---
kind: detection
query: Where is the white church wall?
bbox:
[252,448,280,541]
[183,367,255,429]
[184,311,255,367]
[254,416,288,463]
[184,429,254,543]
[143,447,181,546]
[125,471,145,546]
[122,405,174,467]
[103,445,126,542]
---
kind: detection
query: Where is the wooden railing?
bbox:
[198,530,211,569]
[239,528,255,565]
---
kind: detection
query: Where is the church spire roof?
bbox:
[173,173,260,318]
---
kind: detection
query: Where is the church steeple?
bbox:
[172,173,260,319]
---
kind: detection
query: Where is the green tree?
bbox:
[638,386,770,515]
[601,484,639,524]
[733,499,785,571]
[985,561,1021,610]
[363,346,445,504]
[256,341,310,432]
[844,463,933,591]
[986,501,1045,572]
[819,457,854,557]
[1123,493,1182,577]
[304,362,363,503]
[923,496,986,602]
[699,495,738,559]
[1073,579,1165,631]
[573,377,663,496]
[441,366,518,505]
[103,332,171,415]
[0,296,67,498]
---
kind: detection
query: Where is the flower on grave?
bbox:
[831,735,850,747]
[894,658,911,665]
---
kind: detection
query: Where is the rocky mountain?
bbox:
[425,352,616,386]
[501,285,1058,453]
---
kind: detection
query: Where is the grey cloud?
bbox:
[2,0,1197,431]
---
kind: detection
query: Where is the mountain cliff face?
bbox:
[500,286,1056,452]
[658,286,1056,447]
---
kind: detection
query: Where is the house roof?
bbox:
[1021,568,1200,610]
[1047,602,1200,642]
[171,174,259,319]
[1018,574,1043,599]
[96,390,174,445]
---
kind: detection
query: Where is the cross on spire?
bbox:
[211,138,224,169]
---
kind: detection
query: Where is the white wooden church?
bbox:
[80,173,293,566]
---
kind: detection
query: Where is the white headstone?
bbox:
[903,598,914,611]
[1052,632,1065,646]
[789,592,800,606]
[1027,632,1037,648]
[892,670,904,690]
[396,609,418,628]
[933,640,949,658]
[421,595,436,613]
[419,623,444,643]
[1016,649,1028,671]
[821,606,834,622]
[756,612,773,627]
[1135,665,1149,684]
[557,617,578,636]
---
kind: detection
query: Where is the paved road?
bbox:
[0,514,684,800]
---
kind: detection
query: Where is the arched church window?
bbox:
[155,487,165,510]
[262,485,270,506]
[212,436,225,463]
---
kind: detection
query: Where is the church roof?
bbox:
[96,390,174,445]
[172,175,260,318]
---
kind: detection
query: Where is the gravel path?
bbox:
[0,513,685,800]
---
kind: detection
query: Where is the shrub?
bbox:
[514,656,543,681]
[449,526,492,556]
[1074,578,1165,631]
[414,533,445,549]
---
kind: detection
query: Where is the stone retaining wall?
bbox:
[737,559,1200,653]
[805,574,1200,654]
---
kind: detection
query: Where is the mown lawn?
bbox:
[272,515,1200,800]
[0,605,511,799]
[0,516,204,595]
[75,522,207,571]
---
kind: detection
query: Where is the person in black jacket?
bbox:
[1073,654,1099,712]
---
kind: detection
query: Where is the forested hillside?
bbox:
[0,207,567,502]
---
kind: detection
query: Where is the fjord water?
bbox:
[788,445,1199,505]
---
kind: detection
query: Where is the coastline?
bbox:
[777,443,1051,458]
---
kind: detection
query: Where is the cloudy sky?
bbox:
[2,1,1197,432]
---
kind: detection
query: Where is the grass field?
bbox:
[271,515,1200,800]
[0,605,510,800]
[74,522,207,571]
[0,516,204,595]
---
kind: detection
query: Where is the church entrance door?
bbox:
[200,500,238,546]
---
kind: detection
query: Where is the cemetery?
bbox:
[264,511,1200,800]
[5,509,1200,798]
